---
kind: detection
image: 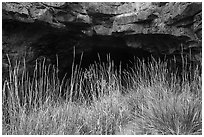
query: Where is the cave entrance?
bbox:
[61,45,155,80]
[80,46,152,69]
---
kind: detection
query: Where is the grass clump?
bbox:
[2,56,202,135]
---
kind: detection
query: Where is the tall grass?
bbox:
[2,55,202,135]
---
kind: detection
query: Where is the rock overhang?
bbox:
[2,2,202,79]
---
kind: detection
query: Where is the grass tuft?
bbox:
[2,56,202,135]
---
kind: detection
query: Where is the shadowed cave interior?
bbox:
[58,44,156,81]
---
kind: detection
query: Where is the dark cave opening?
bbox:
[78,46,152,69]
[59,45,155,81]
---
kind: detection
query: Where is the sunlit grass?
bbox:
[2,56,202,135]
